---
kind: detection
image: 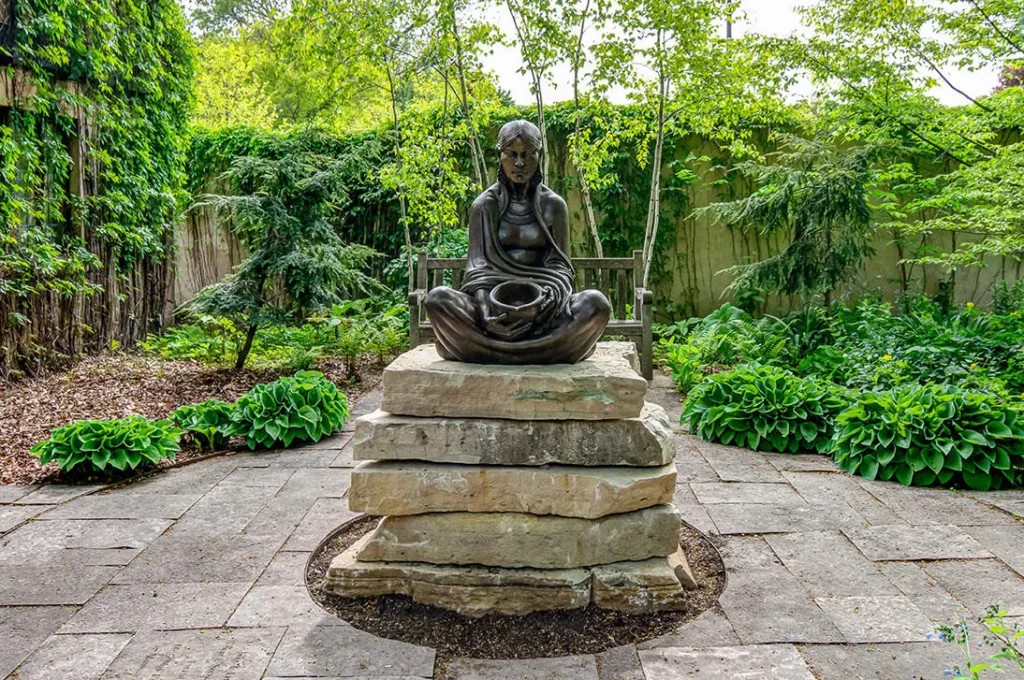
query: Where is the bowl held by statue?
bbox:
[489,280,545,323]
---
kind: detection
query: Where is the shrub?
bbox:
[832,385,1024,490]
[31,417,181,475]
[227,370,349,449]
[682,364,845,453]
[169,400,235,451]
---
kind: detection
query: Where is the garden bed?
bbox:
[0,354,381,485]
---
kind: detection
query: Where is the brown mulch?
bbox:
[306,516,727,665]
[0,354,383,486]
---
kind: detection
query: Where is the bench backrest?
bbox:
[415,249,644,322]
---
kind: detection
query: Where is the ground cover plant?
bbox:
[227,370,349,449]
[169,399,236,451]
[31,417,181,476]
[666,292,1024,489]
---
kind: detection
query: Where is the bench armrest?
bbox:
[408,289,427,348]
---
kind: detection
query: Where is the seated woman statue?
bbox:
[425,119,611,364]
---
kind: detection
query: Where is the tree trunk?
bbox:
[451,6,485,190]
[571,0,602,257]
[642,51,667,290]
[386,62,415,292]
[235,322,258,369]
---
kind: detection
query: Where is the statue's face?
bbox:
[500,137,539,185]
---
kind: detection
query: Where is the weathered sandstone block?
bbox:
[349,461,676,518]
[380,342,646,420]
[352,403,674,467]
[326,536,591,616]
[591,556,689,612]
[355,505,682,569]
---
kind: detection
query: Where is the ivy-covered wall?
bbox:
[0,0,194,378]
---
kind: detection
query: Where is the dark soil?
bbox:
[306,516,726,667]
[0,353,382,485]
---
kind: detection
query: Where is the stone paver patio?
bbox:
[2,376,1023,679]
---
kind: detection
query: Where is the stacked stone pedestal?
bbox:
[325,342,697,616]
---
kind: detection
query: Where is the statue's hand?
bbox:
[484,312,533,341]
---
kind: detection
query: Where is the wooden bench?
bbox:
[408,249,653,379]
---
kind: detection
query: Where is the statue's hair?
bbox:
[496,119,543,153]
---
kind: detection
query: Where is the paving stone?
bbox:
[690,482,805,505]
[0,504,48,533]
[117,459,237,495]
[227,585,336,626]
[13,633,131,680]
[217,466,296,489]
[47,547,143,567]
[707,502,866,535]
[329,440,357,468]
[279,468,352,497]
[46,493,201,520]
[637,607,741,649]
[345,388,384,432]
[13,484,104,504]
[173,485,280,536]
[964,524,1024,578]
[843,524,992,561]
[0,564,118,604]
[783,472,907,525]
[858,481,1015,526]
[717,537,844,644]
[0,606,77,678]
[638,645,815,679]
[798,642,952,680]
[240,491,321,541]
[676,504,718,535]
[99,628,284,680]
[0,518,172,565]
[111,532,282,584]
[762,454,838,473]
[357,505,681,569]
[924,559,1024,617]
[60,582,251,632]
[381,342,645,420]
[270,447,345,468]
[672,437,719,483]
[672,484,698,505]
[446,655,598,679]
[266,623,435,678]
[282,497,359,551]
[706,463,788,483]
[765,531,899,597]
[256,550,311,586]
[350,461,676,518]
[0,484,38,503]
[876,561,971,624]
[595,645,644,680]
[353,404,674,468]
[813,595,934,643]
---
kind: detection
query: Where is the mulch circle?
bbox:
[306,514,727,665]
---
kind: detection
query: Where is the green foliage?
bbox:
[227,370,349,449]
[169,400,235,451]
[683,364,846,454]
[935,606,1024,679]
[30,417,180,475]
[832,385,1024,490]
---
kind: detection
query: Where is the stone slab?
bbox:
[708,502,865,535]
[924,559,1024,617]
[60,582,251,633]
[812,595,934,643]
[765,531,899,598]
[99,628,284,680]
[111,533,281,584]
[798,642,953,680]
[0,484,38,503]
[637,607,741,649]
[0,518,172,565]
[843,524,992,561]
[12,484,104,505]
[595,646,644,680]
[227,585,337,626]
[876,561,971,624]
[638,645,815,680]
[591,555,687,612]
[356,505,682,569]
[380,342,646,420]
[690,482,805,505]
[0,505,47,533]
[353,403,673,467]
[446,656,598,679]
[349,461,676,518]
[965,524,1024,578]
[265,623,435,678]
[46,493,202,520]
[282,497,358,551]
[256,550,311,586]
[13,633,131,680]
[0,564,118,605]
[0,606,77,679]
[328,535,592,616]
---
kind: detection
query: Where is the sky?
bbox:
[482,0,1002,107]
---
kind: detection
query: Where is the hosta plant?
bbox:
[682,363,845,453]
[31,417,181,475]
[832,385,1024,490]
[227,370,348,449]
[169,400,235,451]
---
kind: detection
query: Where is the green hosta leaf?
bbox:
[922,448,944,475]
[962,430,991,447]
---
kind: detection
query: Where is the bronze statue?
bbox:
[425,120,611,364]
